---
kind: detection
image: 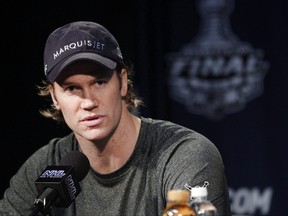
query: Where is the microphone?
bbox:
[28,151,90,216]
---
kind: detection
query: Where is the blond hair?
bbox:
[37,63,144,122]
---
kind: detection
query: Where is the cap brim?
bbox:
[47,52,117,83]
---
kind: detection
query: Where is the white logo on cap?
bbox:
[117,47,123,59]
[44,64,48,75]
[53,40,105,60]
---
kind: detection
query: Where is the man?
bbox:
[0,21,231,215]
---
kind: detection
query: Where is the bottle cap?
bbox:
[167,190,190,202]
[191,187,208,198]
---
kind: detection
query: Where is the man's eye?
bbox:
[96,80,107,85]
[67,86,77,91]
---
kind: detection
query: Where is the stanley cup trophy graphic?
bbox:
[166,0,269,119]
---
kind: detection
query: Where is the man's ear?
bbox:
[49,85,61,110]
[120,69,128,97]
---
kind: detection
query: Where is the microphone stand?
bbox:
[28,188,58,216]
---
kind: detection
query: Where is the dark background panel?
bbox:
[1,0,287,215]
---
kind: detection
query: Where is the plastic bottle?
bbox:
[189,187,217,216]
[162,189,196,216]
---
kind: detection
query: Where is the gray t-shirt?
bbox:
[0,117,231,216]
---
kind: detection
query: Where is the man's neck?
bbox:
[77,112,141,174]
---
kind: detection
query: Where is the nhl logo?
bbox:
[166,0,269,119]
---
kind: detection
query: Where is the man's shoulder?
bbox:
[140,117,215,149]
[141,117,195,133]
[30,132,78,165]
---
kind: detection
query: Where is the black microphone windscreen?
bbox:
[34,151,90,210]
[59,151,90,182]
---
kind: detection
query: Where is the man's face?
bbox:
[50,60,127,143]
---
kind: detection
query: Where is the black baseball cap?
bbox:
[43,21,124,83]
